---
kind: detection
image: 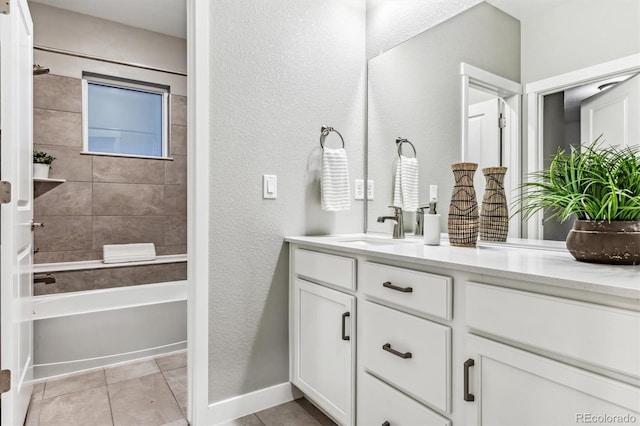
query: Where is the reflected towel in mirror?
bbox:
[393,155,419,211]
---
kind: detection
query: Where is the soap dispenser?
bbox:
[424,185,441,245]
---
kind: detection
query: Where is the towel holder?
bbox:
[320,126,345,149]
[396,137,417,158]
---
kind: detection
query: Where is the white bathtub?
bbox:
[32,277,187,380]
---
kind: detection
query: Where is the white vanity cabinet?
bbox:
[465,282,640,425]
[290,249,356,425]
[287,236,640,426]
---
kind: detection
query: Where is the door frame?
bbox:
[524,53,640,240]
[186,0,211,423]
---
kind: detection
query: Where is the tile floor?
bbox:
[24,351,336,426]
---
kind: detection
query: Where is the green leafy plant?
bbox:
[516,139,640,222]
[33,151,56,165]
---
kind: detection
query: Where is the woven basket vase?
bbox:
[479,167,509,242]
[448,162,479,247]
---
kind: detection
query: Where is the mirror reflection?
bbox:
[366,0,640,242]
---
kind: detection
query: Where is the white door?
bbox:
[0,0,35,424]
[465,334,640,426]
[467,98,500,201]
[292,278,354,425]
[581,73,640,147]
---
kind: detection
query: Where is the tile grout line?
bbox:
[103,368,117,426]
[158,362,188,420]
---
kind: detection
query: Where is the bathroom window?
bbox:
[82,73,170,159]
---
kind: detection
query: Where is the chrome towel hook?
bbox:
[320,125,345,149]
[396,137,417,158]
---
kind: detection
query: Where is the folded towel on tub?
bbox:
[103,243,157,264]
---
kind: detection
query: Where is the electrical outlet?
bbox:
[367,180,375,200]
[354,179,365,200]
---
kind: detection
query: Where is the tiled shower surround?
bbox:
[32,74,187,295]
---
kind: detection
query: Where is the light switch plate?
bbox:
[429,184,438,202]
[367,180,374,200]
[263,175,277,199]
[355,179,365,200]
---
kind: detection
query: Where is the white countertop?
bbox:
[285,234,640,300]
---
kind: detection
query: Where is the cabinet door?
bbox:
[292,278,355,425]
[465,334,640,426]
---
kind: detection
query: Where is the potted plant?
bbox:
[33,151,56,179]
[518,140,640,265]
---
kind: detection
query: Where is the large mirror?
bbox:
[366,0,640,242]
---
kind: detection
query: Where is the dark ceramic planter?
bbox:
[566,220,640,265]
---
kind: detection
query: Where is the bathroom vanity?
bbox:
[286,235,640,426]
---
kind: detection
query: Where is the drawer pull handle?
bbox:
[382,422,390,426]
[341,312,350,341]
[382,281,413,293]
[464,358,475,402]
[382,343,412,359]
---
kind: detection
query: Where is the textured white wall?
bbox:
[520,0,640,84]
[208,0,366,403]
[366,0,483,59]
[29,2,187,95]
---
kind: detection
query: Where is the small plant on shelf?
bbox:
[33,151,56,165]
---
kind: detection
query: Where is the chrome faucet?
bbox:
[377,206,405,239]
[415,205,428,236]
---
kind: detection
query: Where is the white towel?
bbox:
[393,155,419,212]
[321,147,351,211]
[103,243,157,264]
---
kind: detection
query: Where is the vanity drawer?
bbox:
[466,282,640,377]
[294,248,355,290]
[358,372,451,426]
[362,301,451,412]
[361,261,452,320]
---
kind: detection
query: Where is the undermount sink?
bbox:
[337,237,418,246]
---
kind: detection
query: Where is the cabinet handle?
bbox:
[382,281,413,293]
[382,343,412,359]
[382,422,390,426]
[341,312,350,341]
[464,358,475,402]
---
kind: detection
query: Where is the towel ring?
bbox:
[320,126,345,149]
[396,137,417,158]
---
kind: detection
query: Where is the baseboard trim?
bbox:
[208,382,302,425]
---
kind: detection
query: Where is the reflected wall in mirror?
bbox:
[366,0,640,242]
[367,2,520,234]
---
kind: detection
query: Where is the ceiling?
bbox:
[486,0,577,20]
[31,0,186,39]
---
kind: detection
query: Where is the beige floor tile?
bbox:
[31,382,46,401]
[160,419,189,426]
[163,367,187,416]
[218,414,265,426]
[38,386,112,426]
[24,399,43,426]
[108,373,184,426]
[255,398,336,426]
[105,359,160,384]
[155,351,187,372]
[43,369,106,400]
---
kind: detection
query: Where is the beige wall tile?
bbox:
[33,144,93,181]
[34,109,82,147]
[35,250,101,264]
[164,185,187,216]
[171,95,187,126]
[92,155,165,184]
[35,182,92,216]
[165,216,187,246]
[93,183,165,216]
[34,216,93,252]
[93,216,165,249]
[170,125,187,156]
[165,155,187,185]
[34,270,96,296]
[156,245,187,255]
[34,74,82,113]
[93,263,185,289]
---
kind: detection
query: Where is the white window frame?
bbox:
[81,73,171,160]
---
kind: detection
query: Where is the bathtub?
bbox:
[32,257,187,380]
